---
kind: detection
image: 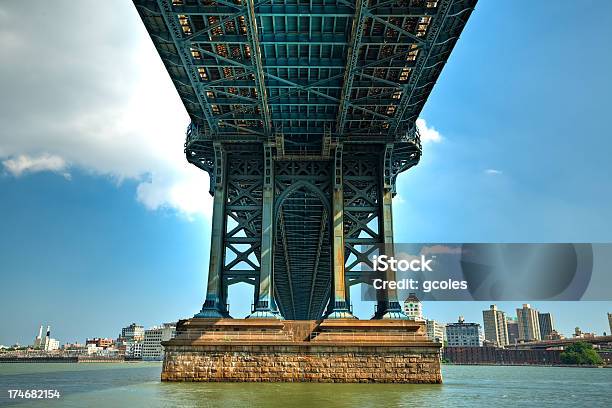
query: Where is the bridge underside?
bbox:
[134,0,476,320]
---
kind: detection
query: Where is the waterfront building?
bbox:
[403,293,424,321]
[142,323,176,361]
[62,343,86,355]
[545,330,564,340]
[506,317,519,345]
[86,338,114,349]
[125,340,143,359]
[33,325,59,351]
[46,338,60,351]
[62,342,84,349]
[87,344,103,355]
[538,312,555,339]
[516,304,541,341]
[482,305,509,347]
[426,320,446,343]
[33,325,43,348]
[573,327,596,339]
[446,316,483,347]
[121,323,145,341]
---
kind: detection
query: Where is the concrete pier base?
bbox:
[161,318,442,383]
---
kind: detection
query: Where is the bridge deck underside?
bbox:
[134,0,476,152]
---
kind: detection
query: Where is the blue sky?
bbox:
[1,0,612,345]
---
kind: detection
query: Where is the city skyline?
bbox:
[2,321,176,349]
[3,305,610,347]
[2,0,612,345]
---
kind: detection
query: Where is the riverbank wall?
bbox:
[444,347,612,366]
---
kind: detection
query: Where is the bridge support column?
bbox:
[374,145,408,320]
[327,145,356,319]
[249,145,281,319]
[195,143,230,318]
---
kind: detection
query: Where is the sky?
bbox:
[1,0,612,345]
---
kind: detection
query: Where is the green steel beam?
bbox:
[389,0,454,136]
[336,0,368,136]
[203,79,399,88]
[156,0,217,133]
[190,34,423,46]
[195,143,229,318]
[367,12,426,46]
[191,43,393,121]
[244,0,272,137]
[172,4,434,18]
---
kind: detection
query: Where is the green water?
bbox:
[1,363,610,407]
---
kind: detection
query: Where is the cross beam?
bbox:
[336,0,368,136]
[245,0,272,137]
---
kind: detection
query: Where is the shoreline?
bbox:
[442,362,610,368]
[0,357,157,363]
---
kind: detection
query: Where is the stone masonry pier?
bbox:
[161,319,442,383]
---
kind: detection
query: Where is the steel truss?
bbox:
[134,0,477,319]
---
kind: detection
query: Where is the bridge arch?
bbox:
[273,180,332,320]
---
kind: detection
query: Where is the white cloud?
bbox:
[416,118,442,144]
[2,154,69,179]
[484,169,502,175]
[136,167,211,220]
[0,1,211,219]
[0,2,444,222]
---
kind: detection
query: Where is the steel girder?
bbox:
[336,0,368,136]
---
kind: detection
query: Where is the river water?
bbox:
[1,363,610,407]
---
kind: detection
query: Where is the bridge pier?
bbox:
[249,144,282,319]
[327,145,356,319]
[374,182,408,320]
[161,318,442,383]
[195,144,230,319]
[173,144,435,383]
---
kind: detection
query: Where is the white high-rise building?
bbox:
[482,305,509,347]
[426,320,446,343]
[516,304,541,341]
[125,341,143,359]
[142,323,176,361]
[403,293,423,321]
[121,323,145,341]
[33,325,44,348]
[46,338,60,351]
[446,316,483,347]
